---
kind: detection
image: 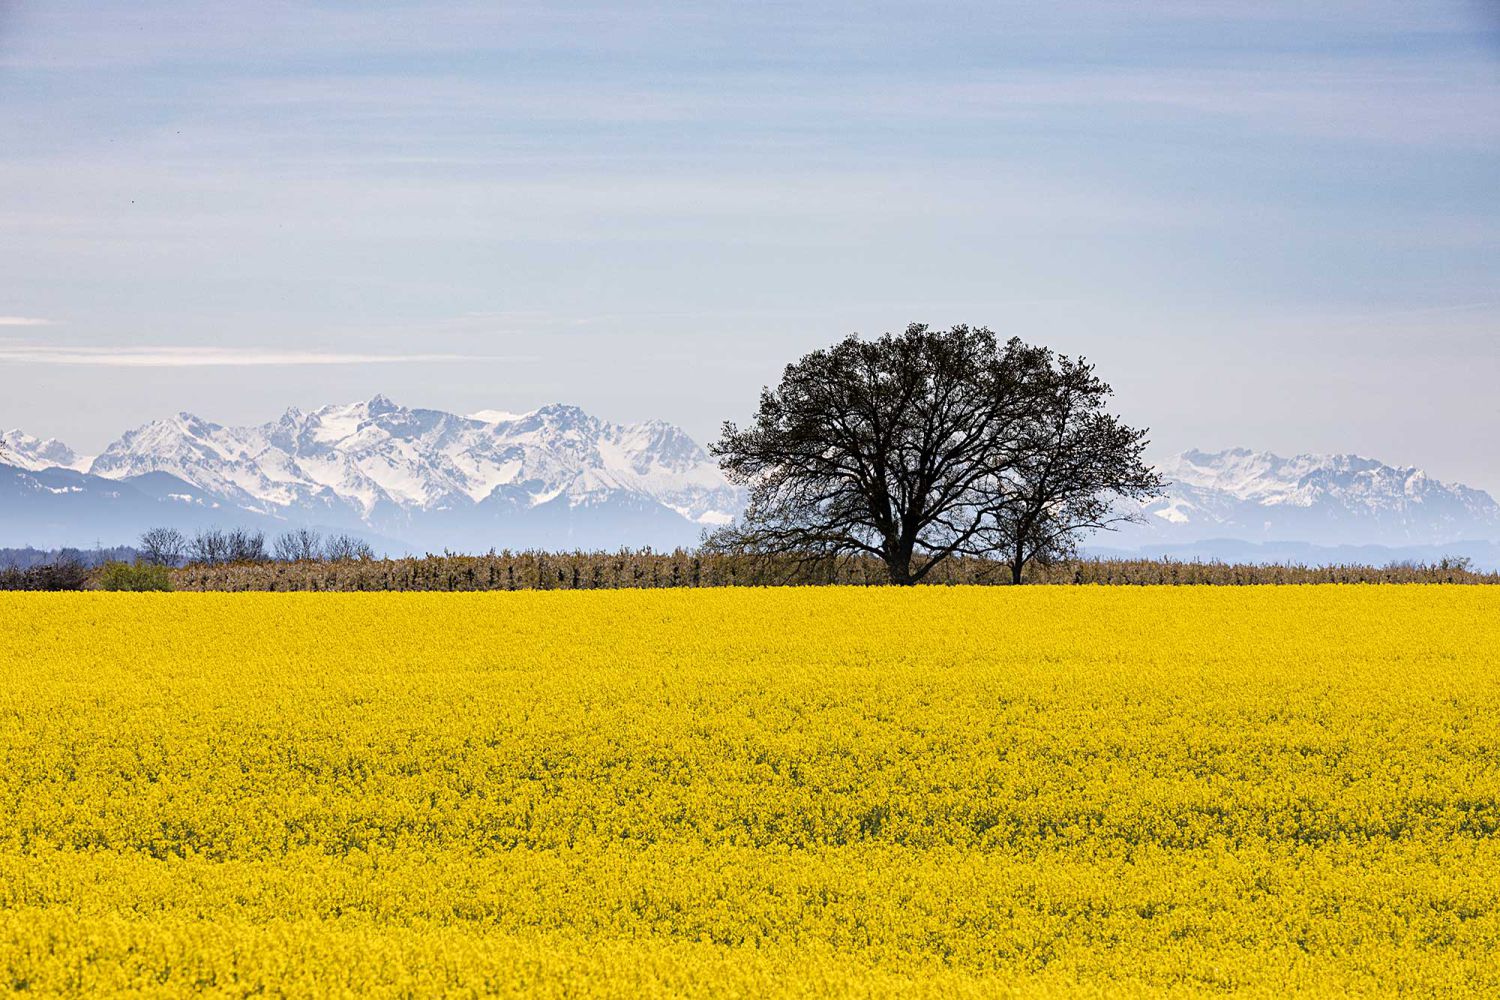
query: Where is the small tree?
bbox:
[227,528,267,563]
[138,527,188,567]
[189,528,230,566]
[273,528,324,562]
[323,534,374,562]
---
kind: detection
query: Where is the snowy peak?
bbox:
[1131,448,1500,547]
[469,408,532,425]
[82,396,744,547]
[0,429,91,472]
[618,419,711,473]
[1159,448,1494,510]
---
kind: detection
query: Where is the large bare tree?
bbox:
[710,323,1161,584]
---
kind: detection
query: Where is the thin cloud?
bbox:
[0,316,55,326]
[0,345,488,367]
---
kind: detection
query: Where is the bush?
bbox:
[96,562,173,592]
[0,559,91,591]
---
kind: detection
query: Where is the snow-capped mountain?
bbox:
[77,396,741,551]
[1112,448,1500,549]
[5,414,1497,563]
[0,430,91,472]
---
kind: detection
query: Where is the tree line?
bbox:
[167,549,1500,593]
[137,526,374,567]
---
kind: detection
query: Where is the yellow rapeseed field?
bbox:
[1,587,1497,997]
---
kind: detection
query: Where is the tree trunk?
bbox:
[1010,539,1025,585]
[885,552,914,586]
[881,529,917,586]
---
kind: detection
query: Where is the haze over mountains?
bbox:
[4,398,1499,566]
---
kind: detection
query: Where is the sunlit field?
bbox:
[2,588,1497,996]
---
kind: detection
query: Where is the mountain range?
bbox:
[1121,448,1500,545]
[4,400,1498,565]
[2,397,740,552]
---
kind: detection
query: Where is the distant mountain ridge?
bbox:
[1,429,92,472]
[4,397,741,552]
[1116,447,1500,549]
[0,463,289,552]
[4,410,1497,564]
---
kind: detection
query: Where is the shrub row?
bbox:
[7,551,1494,593]
[167,550,1500,592]
[0,561,173,592]
[0,561,92,591]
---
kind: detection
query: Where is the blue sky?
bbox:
[2,1,1498,487]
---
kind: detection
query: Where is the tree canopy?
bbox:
[710,323,1162,584]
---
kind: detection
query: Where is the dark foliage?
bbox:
[97,561,173,591]
[0,558,91,591]
[710,324,1162,584]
